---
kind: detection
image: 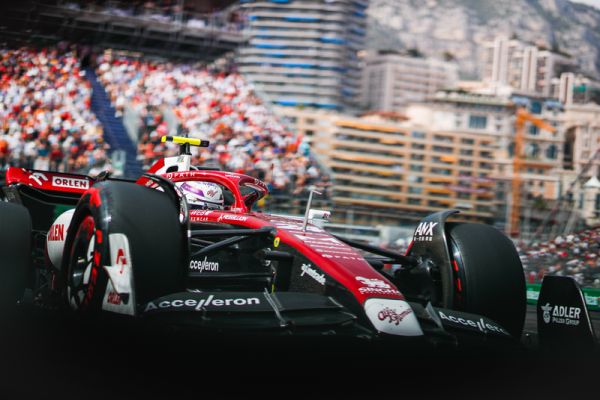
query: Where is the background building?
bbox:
[559,103,600,227]
[281,107,499,225]
[555,72,600,106]
[237,0,368,110]
[407,90,565,233]
[361,50,458,112]
[481,36,575,97]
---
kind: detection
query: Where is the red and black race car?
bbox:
[0,136,526,346]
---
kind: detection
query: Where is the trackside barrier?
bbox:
[527,283,600,311]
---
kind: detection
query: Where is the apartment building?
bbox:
[560,103,600,225]
[481,36,574,98]
[555,72,600,106]
[361,50,458,112]
[278,106,501,225]
[236,0,368,110]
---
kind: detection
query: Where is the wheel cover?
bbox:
[67,215,98,310]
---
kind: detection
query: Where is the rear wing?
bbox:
[3,167,95,232]
[4,167,94,195]
[536,275,597,351]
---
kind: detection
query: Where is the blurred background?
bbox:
[1,0,600,306]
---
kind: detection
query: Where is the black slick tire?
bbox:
[446,222,526,338]
[64,181,185,313]
[0,202,31,310]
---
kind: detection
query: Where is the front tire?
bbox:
[0,202,31,310]
[64,181,186,313]
[446,223,526,338]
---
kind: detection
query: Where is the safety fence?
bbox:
[527,283,600,311]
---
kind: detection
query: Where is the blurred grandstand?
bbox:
[0,43,332,214]
[0,47,109,175]
[520,227,600,289]
[95,50,328,203]
[0,1,334,215]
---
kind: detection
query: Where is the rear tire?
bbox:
[0,202,31,309]
[64,181,186,313]
[446,223,526,338]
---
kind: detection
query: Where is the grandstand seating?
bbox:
[0,47,109,176]
[521,227,600,288]
[0,46,327,202]
[95,52,326,197]
[86,67,143,177]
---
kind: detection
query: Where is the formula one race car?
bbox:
[0,136,526,347]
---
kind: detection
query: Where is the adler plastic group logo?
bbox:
[540,302,581,326]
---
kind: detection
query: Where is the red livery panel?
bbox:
[5,167,95,195]
[189,209,404,305]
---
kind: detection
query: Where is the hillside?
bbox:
[367,0,600,79]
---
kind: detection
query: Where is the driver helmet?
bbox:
[177,181,224,210]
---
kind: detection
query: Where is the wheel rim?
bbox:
[68,215,97,310]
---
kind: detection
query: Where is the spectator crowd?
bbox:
[0,45,328,203]
[0,47,110,175]
[96,52,327,197]
[520,227,600,288]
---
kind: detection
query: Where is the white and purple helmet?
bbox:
[177,181,224,210]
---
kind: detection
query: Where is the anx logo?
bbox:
[413,222,438,242]
[540,303,582,326]
[300,263,326,285]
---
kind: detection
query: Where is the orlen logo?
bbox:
[46,209,75,269]
[52,176,89,190]
[48,223,65,241]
